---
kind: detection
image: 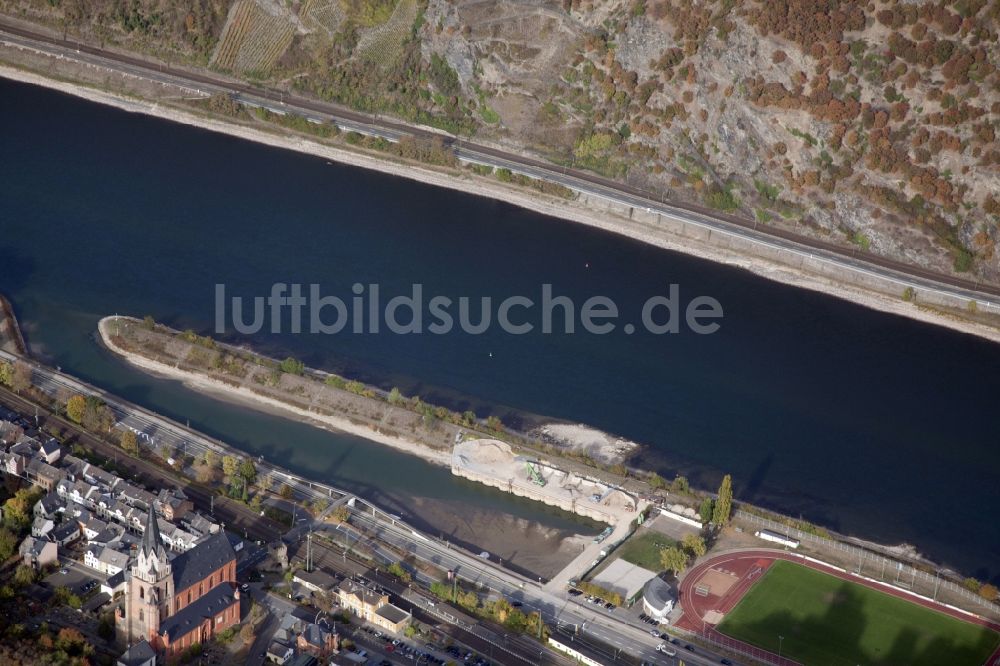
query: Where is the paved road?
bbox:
[2,19,1000,315]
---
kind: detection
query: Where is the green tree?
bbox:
[332,505,349,523]
[979,583,998,602]
[713,474,733,525]
[0,527,18,560]
[119,429,139,456]
[659,546,688,575]
[279,483,294,500]
[670,475,690,494]
[203,450,220,469]
[681,533,707,558]
[388,387,404,405]
[648,472,667,490]
[66,395,87,423]
[0,361,12,387]
[280,357,304,375]
[699,498,715,524]
[387,562,412,583]
[13,564,36,587]
[222,455,239,479]
[238,458,257,484]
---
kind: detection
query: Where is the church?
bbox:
[116,505,241,657]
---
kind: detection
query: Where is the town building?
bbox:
[19,535,58,569]
[116,506,240,658]
[336,580,411,633]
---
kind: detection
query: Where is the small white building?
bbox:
[755,529,800,549]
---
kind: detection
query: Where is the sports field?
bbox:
[717,560,999,666]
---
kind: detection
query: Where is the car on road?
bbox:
[59,568,68,574]
[685,644,696,652]
[568,588,582,596]
[649,629,660,638]
[721,659,733,665]
[656,644,677,657]
[511,600,523,607]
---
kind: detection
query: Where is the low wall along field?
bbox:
[717,560,1000,666]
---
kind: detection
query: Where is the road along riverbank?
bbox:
[2,47,1000,343]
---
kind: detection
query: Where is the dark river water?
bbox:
[2,78,998,580]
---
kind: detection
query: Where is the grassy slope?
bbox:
[717,560,999,666]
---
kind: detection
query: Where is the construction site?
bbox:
[450,438,639,526]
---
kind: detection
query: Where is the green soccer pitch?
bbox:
[716,560,999,666]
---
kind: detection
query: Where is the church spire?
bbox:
[140,504,166,561]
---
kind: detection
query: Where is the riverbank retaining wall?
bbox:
[576,192,999,320]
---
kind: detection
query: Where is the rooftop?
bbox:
[171,531,235,592]
[375,604,410,625]
[158,583,237,641]
[589,558,659,602]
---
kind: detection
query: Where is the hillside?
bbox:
[5,0,998,282]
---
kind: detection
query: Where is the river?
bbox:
[1,77,998,581]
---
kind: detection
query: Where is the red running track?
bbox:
[675,548,1000,666]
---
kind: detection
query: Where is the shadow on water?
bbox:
[729,580,1000,666]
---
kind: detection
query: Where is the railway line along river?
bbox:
[1,76,999,582]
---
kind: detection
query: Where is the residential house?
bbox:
[155,488,192,522]
[51,519,82,546]
[295,622,339,660]
[266,640,295,665]
[31,515,55,539]
[39,438,61,464]
[19,535,58,569]
[33,490,64,520]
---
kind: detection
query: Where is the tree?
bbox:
[659,546,688,575]
[670,476,690,494]
[240,622,255,643]
[332,505,350,523]
[0,361,11,387]
[388,387,404,405]
[699,498,715,524]
[713,474,733,526]
[279,357,304,375]
[979,584,998,602]
[9,362,31,393]
[195,463,216,484]
[279,483,294,500]
[13,565,36,587]
[203,450,220,469]
[648,472,667,490]
[222,455,239,479]
[238,458,257,484]
[119,429,139,456]
[0,527,17,560]
[682,533,707,558]
[66,395,86,424]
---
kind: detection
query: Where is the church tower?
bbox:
[118,505,174,648]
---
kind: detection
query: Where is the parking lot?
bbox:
[43,562,103,597]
